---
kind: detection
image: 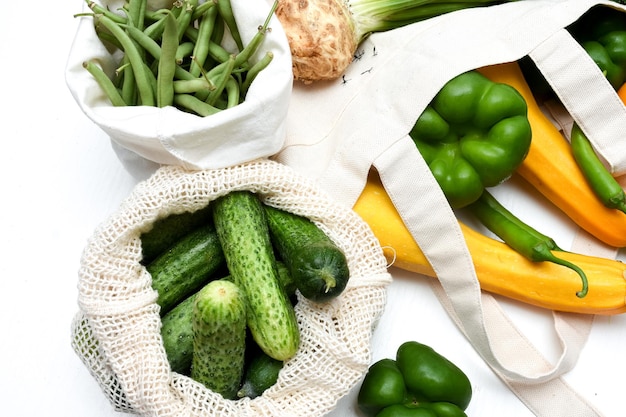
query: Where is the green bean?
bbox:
[119,56,137,105]
[232,1,278,68]
[97,15,154,106]
[144,61,158,99]
[205,54,236,105]
[174,94,222,116]
[94,30,123,51]
[210,9,225,44]
[189,5,218,77]
[224,76,240,108]
[215,0,243,51]
[468,190,589,298]
[124,24,163,60]
[175,41,195,64]
[83,60,127,106]
[192,55,230,101]
[173,78,215,94]
[570,123,626,214]
[144,8,171,22]
[191,0,217,21]
[126,0,146,29]
[143,13,168,40]
[157,11,179,107]
[176,0,199,41]
[207,41,233,64]
[241,51,273,97]
[125,24,195,81]
[182,25,231,64]
[183,25,199,43]
[83,1,126,24]
[170,0,184,16]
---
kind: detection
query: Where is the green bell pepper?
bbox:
[569,6,626,90]
[409,70,532,208]
[358,341,472,417]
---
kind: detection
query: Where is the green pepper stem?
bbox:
[531,244,589,298]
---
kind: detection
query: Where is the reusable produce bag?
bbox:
[274,1,626,416]
[66,0,293,170]
[71,160,392,416]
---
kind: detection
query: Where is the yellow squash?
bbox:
[478,62,626,248]
[353,171,626,315]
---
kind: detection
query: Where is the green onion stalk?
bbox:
[275,0,516,84]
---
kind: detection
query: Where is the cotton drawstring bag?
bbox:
[66,0,293,170]
[71,160,392,416]
[275,1,626,416]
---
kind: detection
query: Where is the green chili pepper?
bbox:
[409,70,532,208]
[566,8,626,215]
[570,124,626,215]
[358,342,472,417]
[467,190,589,298]
[568,6,626,90]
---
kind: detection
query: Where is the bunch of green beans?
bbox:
[76,0,277,116]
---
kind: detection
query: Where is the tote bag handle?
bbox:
[529,27,626,175]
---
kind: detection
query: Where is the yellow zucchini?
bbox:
[353,171,626,315]
[478,62,626,248]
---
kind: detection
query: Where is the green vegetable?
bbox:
[159,264,293,375]
[358,341,472,417]
[147,223,225,316]
[569,6,626,90]
[275,261,297,302]
[566,8,626,215]
[264,205,350,302]
[237,347,284,399]
[467,190,589,298]
[160,292,196,375]
[156,10,179,108]
[96,14,155,106]
[75,0,278,114]
[191,279,247,399]
[275,0,514,83]
[409,70,532,209]
[212,191,300,361]
[140,205,212,264]
[570,124,626,215]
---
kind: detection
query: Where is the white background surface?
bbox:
[3,1,626,417]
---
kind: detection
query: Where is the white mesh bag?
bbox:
[71,159,392,416]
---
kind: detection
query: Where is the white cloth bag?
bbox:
[66,0,293,170]
[275,1,626,416]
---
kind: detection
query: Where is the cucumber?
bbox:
[275,261,297,301]
[212,191,300,361]
[191,279,247,399]
[140,205,212,264]
[160,293,195,375]
[160,263,293,376]
[147,222,225,316]
[264,205,350,302]
[237,348,284,399]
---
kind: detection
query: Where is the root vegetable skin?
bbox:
[276,0,359,83]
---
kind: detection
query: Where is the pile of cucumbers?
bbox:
[141,191,350,399]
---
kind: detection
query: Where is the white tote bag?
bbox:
[275,1,626,416]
